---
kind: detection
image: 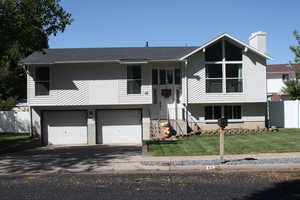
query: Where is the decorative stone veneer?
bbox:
[193,121,265,131]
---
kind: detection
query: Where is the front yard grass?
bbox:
[148,129,300,156]
[0,134,31,149]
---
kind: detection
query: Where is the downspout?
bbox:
[184,59,189,126]
[265,65,270,129]
[21,64,33,137]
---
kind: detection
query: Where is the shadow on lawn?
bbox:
[243,179,300,200]
[0,145,141,174]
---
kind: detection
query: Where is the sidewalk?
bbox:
[86,152,300,172]
[1,147,300,174]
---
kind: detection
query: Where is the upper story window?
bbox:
[206,64,222,93]
[205,41,222,61]
[35,67,49,96]
[282,74,289,81]
[225,40,242,61]
[152,68,181,85]
[226,64,243,92]
[127,65,141,94]
[152,69,158,85]
[175,69,181,85]
[205,39,243,93]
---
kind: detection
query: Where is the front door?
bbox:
[152,67,182,120]
[159,69,174,119]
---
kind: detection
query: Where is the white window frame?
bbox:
[127,65,142,95]
[34,66,50,96]
[205,39,244,94]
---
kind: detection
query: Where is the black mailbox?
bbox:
[218,118,228,128]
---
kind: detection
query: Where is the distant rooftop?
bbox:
[266,64,300,73]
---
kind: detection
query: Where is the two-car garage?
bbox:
[42,110,142,145]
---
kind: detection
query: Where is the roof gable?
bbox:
[179,33,272,60]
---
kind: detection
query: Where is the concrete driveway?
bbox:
[0,145,142,174]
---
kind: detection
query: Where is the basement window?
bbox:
[127,65,141,94]
[224,105,242,119]
[205,105,242,120]
[35,67,49,96]
[205,106,222,120]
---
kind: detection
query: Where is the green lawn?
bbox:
[148,129,300,156]
[0,134,31,149]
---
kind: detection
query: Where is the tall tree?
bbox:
[0,0,72,110]
[282,31,300,100]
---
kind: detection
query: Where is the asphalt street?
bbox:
[0,171,299,200]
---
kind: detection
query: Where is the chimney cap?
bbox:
[249,31,267,40]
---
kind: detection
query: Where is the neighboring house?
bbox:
[266,64,299,101]
[20,31,271,146]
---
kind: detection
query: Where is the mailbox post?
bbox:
[218,118,228,163]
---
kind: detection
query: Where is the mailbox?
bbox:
[218,118,228,128]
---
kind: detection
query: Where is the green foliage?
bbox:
[0,0,72,109]
[0,96,17,110]
[282,80,300,100]
[290,31,300,64]
[282,31,300,99]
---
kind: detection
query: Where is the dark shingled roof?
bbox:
[21,46,199,64]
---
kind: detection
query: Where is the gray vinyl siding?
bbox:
[28,63,152,106]
[119,63,152,104]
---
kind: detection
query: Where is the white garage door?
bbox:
[43,111,87,145]
[97,110,142,145]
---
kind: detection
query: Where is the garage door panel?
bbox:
[44,111,87,145]
[97,110,142,145]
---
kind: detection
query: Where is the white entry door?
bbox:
[97,110,142,145]
[43,111,87,145]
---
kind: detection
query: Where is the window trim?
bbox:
[127,65,142,95]
[205,39,244,94]
[34,66,50,96]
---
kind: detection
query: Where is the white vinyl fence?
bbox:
[270,100,300,128]
[0,111,31,133]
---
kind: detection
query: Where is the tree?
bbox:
[282,31,300,100]
[0,0,72,110]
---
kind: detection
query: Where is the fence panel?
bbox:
[270,100,300,128]
[0,111,31,133]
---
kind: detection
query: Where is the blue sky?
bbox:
[49,0,300,64]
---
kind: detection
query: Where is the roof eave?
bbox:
[21,59,183,65]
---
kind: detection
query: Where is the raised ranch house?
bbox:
[21,31,271,146]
